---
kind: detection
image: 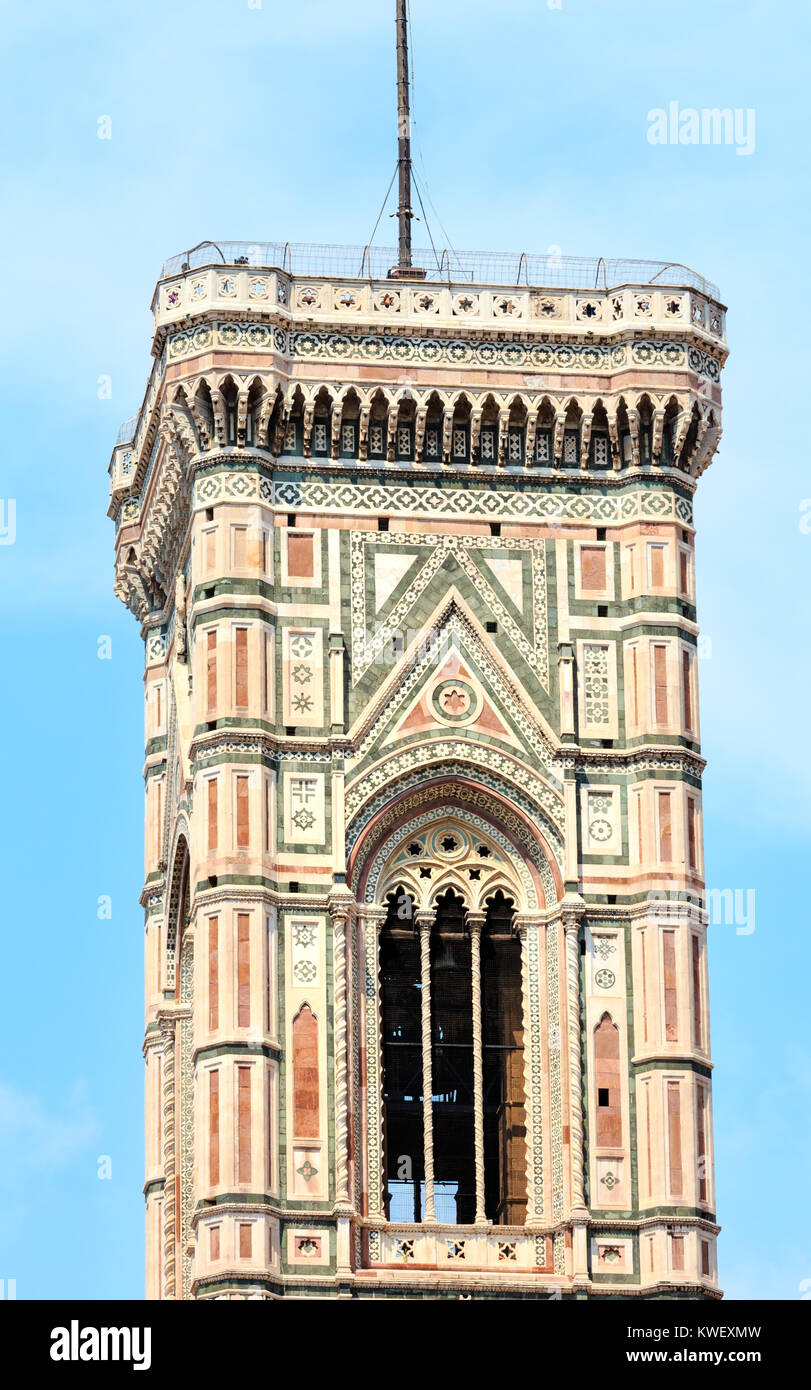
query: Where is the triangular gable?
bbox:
[380,636,524,754]
[348,589,561,785]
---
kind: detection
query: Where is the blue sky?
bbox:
[0,0,808,1300]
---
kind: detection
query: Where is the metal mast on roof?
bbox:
[390,0,425,279]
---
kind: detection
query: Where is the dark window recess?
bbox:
[204,587,215,599]
[486,621,498,634]
[661,423,674,465]
[598,1088,610,1107]
[208,875,218,888]
[596,527,606,541]
[490,522,501,537]
[285,726,296,737]
[580,938,586,955]
[600,738,613,748]
[607,894,617,905]
[378,889,525,1228]
[481,892,527,1225]
[206,721,216,732]
[380,887,526,1227]
[378,517,389,531]
[287,513,296,527]
[682,529,690,543]
[289,881,300,893]
[597,604,608,617]
[380,893,424,1221]
[205,507,214,521]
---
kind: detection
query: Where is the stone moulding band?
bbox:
[193,472,694,524]
[164,323,723,384]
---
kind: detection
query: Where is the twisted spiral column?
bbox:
[160,1020,177,1299]
[467,911,487,1225]
[329,895,353,1211]
[416,909,436,1223]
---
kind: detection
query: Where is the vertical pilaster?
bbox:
[558,641,575,738]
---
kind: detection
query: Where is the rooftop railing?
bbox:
[161,240,719,299]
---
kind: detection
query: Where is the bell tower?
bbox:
[110,7,726,1301]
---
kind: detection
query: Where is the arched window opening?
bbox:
[379,876,529,1228]
[482,891,527,1225]
[166,835,190,997]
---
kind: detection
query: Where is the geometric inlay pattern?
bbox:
[350,531,549,687]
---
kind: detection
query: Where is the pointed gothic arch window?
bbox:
[380,883,527,1226]
[166,834,190,996]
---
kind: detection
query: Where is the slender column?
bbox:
[329,894,353,1210]
[328,632,345,733]
[557,641,575,738]
[564,776,579,885]
[467,911,487,1224]
[415,908,436,1223]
